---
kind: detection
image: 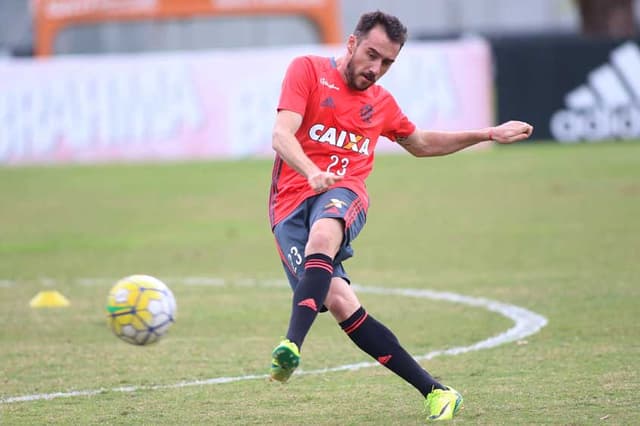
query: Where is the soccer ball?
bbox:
[106,275,177,345]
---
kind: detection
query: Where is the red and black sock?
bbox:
[340,306,445,396]
[285,253,333,349]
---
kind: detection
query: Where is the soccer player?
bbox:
[268,10,533,422]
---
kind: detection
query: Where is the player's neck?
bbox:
[334,56,349,86]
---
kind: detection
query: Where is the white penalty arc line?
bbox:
[0,281,547,404]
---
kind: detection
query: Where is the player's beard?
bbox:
[345,58,375,91]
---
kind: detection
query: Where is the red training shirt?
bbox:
[269,55,416,228]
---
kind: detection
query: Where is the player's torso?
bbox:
[296,57,392,180]
[270,56,398,227]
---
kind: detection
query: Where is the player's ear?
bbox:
[347,35,356,54]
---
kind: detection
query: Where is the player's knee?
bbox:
[305,232,339,257]
[325,294,348,318]
[323,291,339,310]
[306,218,344,255]
[325,288,360,322]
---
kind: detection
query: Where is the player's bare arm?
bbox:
[397,120,534,157]
[272,109,344,192]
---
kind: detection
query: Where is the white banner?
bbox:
[0,39,492,165]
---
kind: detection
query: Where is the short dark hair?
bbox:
[353,11,408,46]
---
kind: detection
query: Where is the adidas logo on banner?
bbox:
[550,41,640,142]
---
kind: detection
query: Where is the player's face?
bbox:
[345,25,402,91]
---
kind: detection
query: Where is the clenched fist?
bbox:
[489,121,534,144]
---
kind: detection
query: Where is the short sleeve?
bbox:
[277,56,315,115]
[381,94,416,141]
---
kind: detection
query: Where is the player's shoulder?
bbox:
[289,55,332,71]
[286,56,335,87]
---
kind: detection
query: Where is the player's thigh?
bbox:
[309,188,367,264]
[306,218,344,257]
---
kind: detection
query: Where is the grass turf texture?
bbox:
[0,142,638,424]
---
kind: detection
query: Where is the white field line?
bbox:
[0,278,547,404]
[0,280,14,288]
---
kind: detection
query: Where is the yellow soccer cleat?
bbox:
[269,339,300,383]
[425,387,463,421]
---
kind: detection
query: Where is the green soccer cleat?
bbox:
[424,386,463,422]
[269,339,300,383]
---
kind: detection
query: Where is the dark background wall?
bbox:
[492,36,640,141]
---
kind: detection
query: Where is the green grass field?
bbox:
[1,142,638,425]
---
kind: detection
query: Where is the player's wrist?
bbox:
[307,169,323,181]
[487,127,495,141]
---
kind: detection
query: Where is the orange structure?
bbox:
[33,0,343,56]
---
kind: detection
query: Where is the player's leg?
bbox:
[270,218,342,383]
[275,188,363,350]
[325,278,446,395]
[283,217,343,348]
[270,188,362,382]
[325,279,463,421]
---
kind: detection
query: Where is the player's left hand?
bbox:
[489,121,534,144]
